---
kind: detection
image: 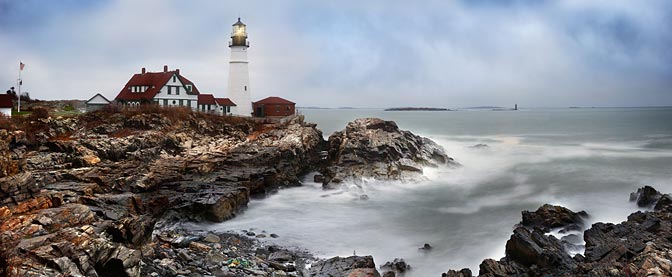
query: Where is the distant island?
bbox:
[298,106,331,109]
[384,107,450,111]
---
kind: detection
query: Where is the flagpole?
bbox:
[18,63,22,113]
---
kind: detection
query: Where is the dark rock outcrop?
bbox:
[381,258,411,275]
[521,204,589,233]
[445,186,672,277]
[443,268,472,277]
[629,185,662,208]
[306,255,381,277]
[321,118,455,187]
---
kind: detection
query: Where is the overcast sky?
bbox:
[1,0,670,108]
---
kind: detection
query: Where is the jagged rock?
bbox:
[322,118,454,187]
[521,204,589,233]
[306,255,380,277]
[505,226,577,270]
[381,258,410,273]
[448,186,672,277]
[419,243,432,250]
[105,215,156,246]
[654,194,672,211]
[630,185,662,208]
[443,268,472,277]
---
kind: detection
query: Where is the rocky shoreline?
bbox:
[2,108,671,276]
[0,109,449,276]
[444,186,672,277]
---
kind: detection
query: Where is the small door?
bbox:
[255,106,264,117]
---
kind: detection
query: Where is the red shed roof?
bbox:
[198,94,216,105]
[215,98,236,106]
[115,69,200,101]
[0,94,13,108]
[253,96,295,105]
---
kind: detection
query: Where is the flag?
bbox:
[20,62,25,71]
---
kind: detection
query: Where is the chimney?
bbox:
[141,67,146,74]
[175,68,180,75]
[163,65,168,72]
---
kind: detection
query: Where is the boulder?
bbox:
[505,226,577,271]
[630,186,662,208]
[381,258,410,273]
[521,204,588,233]
[306,256,381,277]
[443,268,472,277]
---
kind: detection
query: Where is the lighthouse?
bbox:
[227,18,252,116]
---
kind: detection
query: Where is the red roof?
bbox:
[215,98,236,106]
[0,94,13,108]
[198,94,216,105]
[115,69,200,101]
[253,96,295,105]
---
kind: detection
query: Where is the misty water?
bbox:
[209,107,672,276]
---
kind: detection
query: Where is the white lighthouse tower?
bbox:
[227,18,252,116]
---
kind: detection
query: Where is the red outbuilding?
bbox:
[252,96,295,117]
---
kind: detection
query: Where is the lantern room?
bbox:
[230,17,249,47]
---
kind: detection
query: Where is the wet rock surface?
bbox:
[1,112,453,276]
[306,255,380,277]
[142,229,314,277]
[321,118,455,188]
[445,186,672,277]
[521,204,589,233]
[0,111,325,276]
[380,258,411,275]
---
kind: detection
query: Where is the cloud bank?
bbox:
[0,0,670,108]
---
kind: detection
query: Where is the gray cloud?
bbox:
[1,0,670,108]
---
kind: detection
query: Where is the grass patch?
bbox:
[11,110,32,116]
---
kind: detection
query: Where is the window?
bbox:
[175,87,180,95]
[173,75,176,82]
[227,106,230,113]
[186,85,192,92]
[244,86,247,91]
[167,87,172,95]
[163,99,168,106]
[172,100,176,105]
[276,105,280,112]
[179,100,183,106]
[286,105,290,111]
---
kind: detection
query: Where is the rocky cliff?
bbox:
[319,118,455,188]
[0,111,456,276]
[0,108,324,276]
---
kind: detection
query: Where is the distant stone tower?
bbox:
[227,18,252,116]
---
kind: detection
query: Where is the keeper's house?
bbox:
[114,65,236,115]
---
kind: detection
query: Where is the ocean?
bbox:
[209,107,672,276]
